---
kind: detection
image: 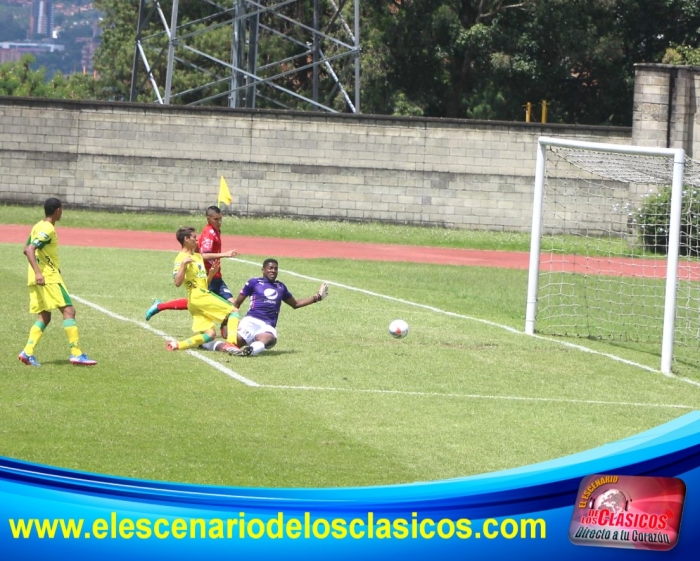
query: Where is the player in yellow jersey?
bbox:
[166,227,249,355]
[18,198,97,367]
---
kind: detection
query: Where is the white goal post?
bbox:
[525,136,699,375]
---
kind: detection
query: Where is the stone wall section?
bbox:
[0,97,631,232]
[633,64,700,158]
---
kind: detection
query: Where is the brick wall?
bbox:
[0,96,631,232]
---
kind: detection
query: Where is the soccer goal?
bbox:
[525,136,700,374]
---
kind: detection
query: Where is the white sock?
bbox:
[250,341,266,356]
[200,340,223,352]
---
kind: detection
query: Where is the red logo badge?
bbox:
[569,474,685,551]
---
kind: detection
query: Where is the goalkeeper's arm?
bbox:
[313,282,329,303]
[285,283,329,309]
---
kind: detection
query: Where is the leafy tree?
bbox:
[359,1,537,118]
[490,0,631,124]
[663,45,700,65]
[93,0,141,100]
[10,0,700,124]
[0,55,98,99]
[359,0,700,123]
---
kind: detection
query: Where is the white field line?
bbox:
[232,258,700,390]
[259,385,694,410]
[71,295,260,387]
[73,294,693,410]
[73,254,700,406]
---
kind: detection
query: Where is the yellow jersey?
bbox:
[26,220,63,286]
[173,251,208,297]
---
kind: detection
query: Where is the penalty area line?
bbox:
[71,295,260,387]
[260,384,694,410]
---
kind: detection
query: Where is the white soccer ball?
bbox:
[389,319,409,339]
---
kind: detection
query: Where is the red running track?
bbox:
[2,225,698,280]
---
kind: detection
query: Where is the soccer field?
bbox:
[1,235,699,489]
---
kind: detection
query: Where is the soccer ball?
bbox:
[389,319,409,339]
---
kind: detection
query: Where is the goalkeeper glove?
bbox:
[314,282,329,302]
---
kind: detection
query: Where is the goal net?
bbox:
[525,137,700,374]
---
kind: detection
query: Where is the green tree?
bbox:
[481,0,700,124]
[359,1,537,118]
[488,0,631,124]
[93,0,142,100]
[0,55,98,99]
[59,0,700,122]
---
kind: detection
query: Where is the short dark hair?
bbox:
[206,205,221,216]
[262,258,278,268]
[44,197,62,217]
[176,226,196,247]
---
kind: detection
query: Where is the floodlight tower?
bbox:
[130,0,360,113]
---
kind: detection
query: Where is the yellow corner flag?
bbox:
[218,176,232,206]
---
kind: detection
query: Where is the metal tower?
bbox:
[130,0,360,113]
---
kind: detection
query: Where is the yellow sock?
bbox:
[226,310,241,345]
[23,321,46,356]
[63,319,83,357]
[177,332,212,350]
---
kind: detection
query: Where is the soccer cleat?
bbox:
[223,343,252,356]
[69,354,97,366]
[166,340,178,351]
[220,342,239,355]
[18,351,41,367]
[145,300,162,321]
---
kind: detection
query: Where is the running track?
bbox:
[1,225,698,280]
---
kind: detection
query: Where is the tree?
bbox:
[489,0,632,124]
[20,0,700,124]
[0,55,98,99]
[93,0,141,101]
[358,0,700,124]
[359,1,536,118]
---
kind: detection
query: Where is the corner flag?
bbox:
[218,176,232,206]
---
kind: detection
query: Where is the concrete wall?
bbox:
[633,64,700,157]
[0,96,631,232]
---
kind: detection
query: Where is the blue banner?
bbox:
[2,412,699,560]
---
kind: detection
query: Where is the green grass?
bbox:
[1,242,699,489]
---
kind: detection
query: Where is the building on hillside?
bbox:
[29,0,55,38]
[0,41,65,63]
[78,36,97,73]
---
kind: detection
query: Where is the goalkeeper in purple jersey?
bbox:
[230,258,329,356]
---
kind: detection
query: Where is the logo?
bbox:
[263,288,278,299]
[569,474,685,551]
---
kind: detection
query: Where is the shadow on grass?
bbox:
[249,350,299,357]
